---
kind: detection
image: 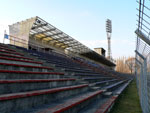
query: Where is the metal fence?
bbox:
[135,0,150,113]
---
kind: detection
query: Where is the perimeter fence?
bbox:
[135,0,150,113]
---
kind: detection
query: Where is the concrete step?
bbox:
[0,62,54,72]
[0,70,65,79]
[7,44,45,62]
[0,49,24,56]
[0,84,88,113]
[0,78,76,94]
[83,77,114,83]
[79,80,130,113]
[0,46,16,52]
[79,81,129,113]
[7,45,55,68]
[64,69,94,73]
[0,53,34,60]
[78,81,89,84]
[0,56,43,66]
[88,79,118,90]
[94,79,119,86]
[74,74,110,78]
[94,96,118,113]
[90,87,100,91]
[79,96,117,113]
[103,92,112,96]
[21,90,104,113]
[113,79,131,95]
[96,79,121,89]
[103,80,128,92]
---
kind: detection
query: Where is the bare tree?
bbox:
[126,57,135,74]
[115,56,134,74]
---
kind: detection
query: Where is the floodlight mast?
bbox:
[106,19,112,61]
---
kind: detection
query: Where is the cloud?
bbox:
[80,38,134,49]
[80,39,107,49]
[79,38,135,58]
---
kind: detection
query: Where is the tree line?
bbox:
[115,56,135,74]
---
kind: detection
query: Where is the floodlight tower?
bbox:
[106,19,112,60]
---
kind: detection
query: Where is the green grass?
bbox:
[110,80,142,113]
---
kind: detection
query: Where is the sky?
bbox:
[0,0,137,58]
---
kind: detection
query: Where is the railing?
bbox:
[4,35,47,51]
[135,0,150,113]
[9,35,28,48]
[4,35,68,58]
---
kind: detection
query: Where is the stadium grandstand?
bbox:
[0,16,133,113]
[9,16,115,69]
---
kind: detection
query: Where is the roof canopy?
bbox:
[29,16,91,54]
[9,16,115,67]
[80,51,116,67]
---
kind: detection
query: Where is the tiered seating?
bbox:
[0,43,133,113]
[73,56,133,79]
[15,47,101,75]
[15,47,124,91]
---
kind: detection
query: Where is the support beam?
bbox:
[135,29,150,46]
[48,32,63,37]
[68,47,82,52]
[73,44,84,48]
[65,39,74,42]
[42,32,63,39]
[66,41,78,46]
[31,23,48,30]
[135,50,146,60]
[44,34,65,44]
[135,58,142,65]
[32,28,56,36]
[38,32,63,43]
[70,43,80,47]
[55,36,69,41]
[52,36,73,43]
